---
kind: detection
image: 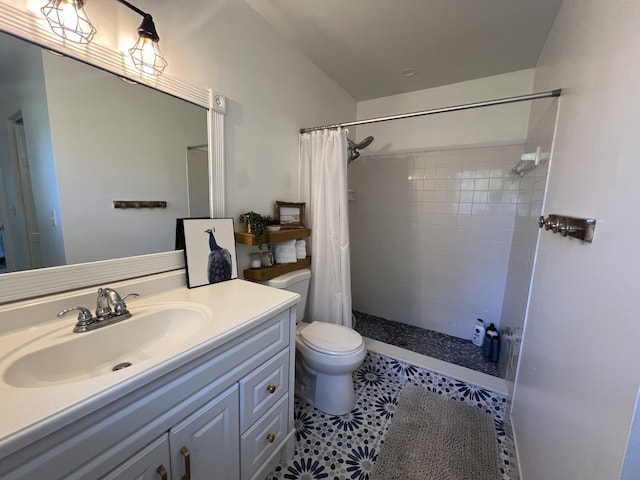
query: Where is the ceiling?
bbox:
[244,0,563,101]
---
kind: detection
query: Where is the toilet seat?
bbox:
[298,321,363,356]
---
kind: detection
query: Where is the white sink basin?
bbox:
[3,303,212,388]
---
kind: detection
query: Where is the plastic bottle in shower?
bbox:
[483,323,499,359]
[491,332,500,363]
[472,318,485,347]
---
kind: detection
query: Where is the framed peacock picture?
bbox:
[180,218,238,288]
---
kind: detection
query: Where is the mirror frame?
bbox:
[0,2,226,303]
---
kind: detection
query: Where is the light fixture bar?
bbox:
[114,0,146,17]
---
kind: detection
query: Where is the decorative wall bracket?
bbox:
[538,214,596,242]
[113,200,167,209]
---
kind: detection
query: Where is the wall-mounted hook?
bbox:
[538,214,596,243]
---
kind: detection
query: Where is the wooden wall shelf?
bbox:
[243,257,311,281]
[235,228,311,246]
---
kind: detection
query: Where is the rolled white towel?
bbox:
[295,239,307,259]
[274,240,297,264]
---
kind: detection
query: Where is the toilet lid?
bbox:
[299,321,363,355]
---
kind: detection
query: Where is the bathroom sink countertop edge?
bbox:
[0,276,299,459]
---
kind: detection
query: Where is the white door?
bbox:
[13,120,42,268]
[0,115,42,271]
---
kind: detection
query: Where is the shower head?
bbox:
[509,148,551,176]
[510,160,534,176]
[347,136,374,163]
[355,136,374,150]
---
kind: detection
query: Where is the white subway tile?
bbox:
[475,178,490,190]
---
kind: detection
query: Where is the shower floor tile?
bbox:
[353,311,501,377]
[268,351,516,480]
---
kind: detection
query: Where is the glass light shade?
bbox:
[41,0,96,44]
[128,35,168,76]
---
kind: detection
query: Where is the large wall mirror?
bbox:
[0,3,226,303]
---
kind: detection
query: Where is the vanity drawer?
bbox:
[239,348,289,431]
[240,394,289,480]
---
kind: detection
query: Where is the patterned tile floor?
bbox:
[269,351,516,480]
[353,311,501,377]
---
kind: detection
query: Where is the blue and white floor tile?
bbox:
[269,351,517,480]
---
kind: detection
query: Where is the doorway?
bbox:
[0,113,42,271]
[186,145,210,217]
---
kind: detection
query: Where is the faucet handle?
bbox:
[122,293,140,302]
[58,306,93,321]
[58,306,95,332]
[112,292,139,316]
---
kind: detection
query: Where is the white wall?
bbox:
[355,69,534,154]
[512,1,640,478]
[349,71,535,339]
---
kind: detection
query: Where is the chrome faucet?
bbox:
[59,287,139,333]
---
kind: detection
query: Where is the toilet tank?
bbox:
[264,268,311,322]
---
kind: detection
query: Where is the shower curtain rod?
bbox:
[300,89,561,133]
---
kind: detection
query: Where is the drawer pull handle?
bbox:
[157,465,168,480]
[180,446,191,480]
[266,433,276,443]
[267,384,277,394]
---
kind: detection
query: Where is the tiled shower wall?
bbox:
[349,144,524,340]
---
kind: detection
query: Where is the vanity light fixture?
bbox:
[41,0,97,44]
[41,0,167,76]
[116,0,168,76]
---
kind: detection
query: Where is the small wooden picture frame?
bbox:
[275,201,306,229]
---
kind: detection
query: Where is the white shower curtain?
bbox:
[299,128,352,328]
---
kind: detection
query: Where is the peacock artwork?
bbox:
[205,227,232,283]
[181,218,238,288]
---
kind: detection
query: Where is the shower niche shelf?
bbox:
[236,228,311,281]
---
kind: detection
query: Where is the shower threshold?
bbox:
[353,311,501,378]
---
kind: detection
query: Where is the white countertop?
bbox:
[0,274,299,458]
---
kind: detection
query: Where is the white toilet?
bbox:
[263,268,366,415]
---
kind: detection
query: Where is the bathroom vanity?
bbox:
[0,272,299,480]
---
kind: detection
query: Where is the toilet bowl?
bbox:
[262,268,365,415]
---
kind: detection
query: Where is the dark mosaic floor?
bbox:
[269,351,516,480]
[353,311,501,378]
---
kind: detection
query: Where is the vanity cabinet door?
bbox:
[100,434,171,480]
[169,384,240,480]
